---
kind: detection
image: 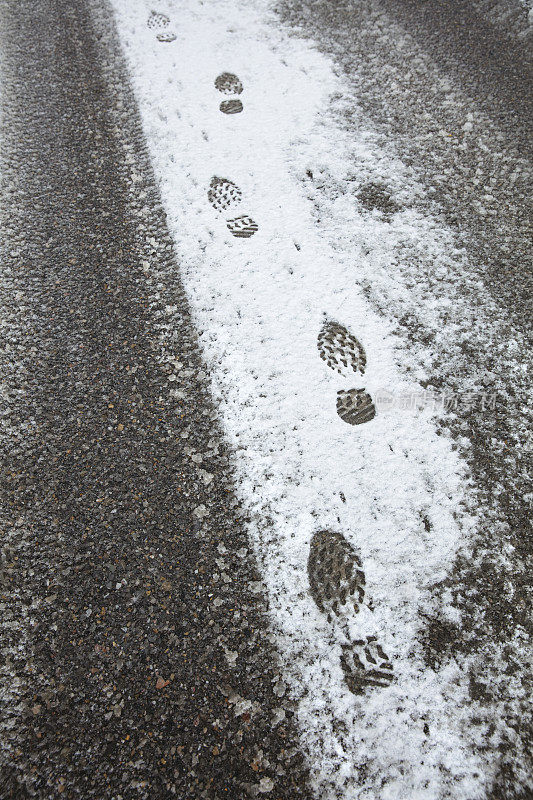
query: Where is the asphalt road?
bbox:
[0,1,311,798]
[0,0,531,798]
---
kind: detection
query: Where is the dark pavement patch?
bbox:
[0,1,311,798]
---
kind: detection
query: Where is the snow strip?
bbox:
[107,1,522,797]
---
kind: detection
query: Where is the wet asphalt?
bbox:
[0,1,311,798]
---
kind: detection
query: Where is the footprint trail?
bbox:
[215,71,244,114]
[318,319,377,425]
[147,10,176,42]
[208,176,258,238]
[307,530,394,694]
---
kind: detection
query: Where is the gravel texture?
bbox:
[0,1,311,797]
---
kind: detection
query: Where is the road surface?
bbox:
[0,1,531,798]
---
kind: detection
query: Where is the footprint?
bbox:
[318,320,367,377]
[147,11,176,42]
[227,216,259,238]
[308,529,366,624]
[308,530,393,694]
[220,99,244,115]
[208,177,258,238]
[215,72,244,115]
[208,177,242,212]
[340,637,394,693]
[318,319,376,425]
[337,388,376,426]
[147,11,169,28]
[215,73,243,94]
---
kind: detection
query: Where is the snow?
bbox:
[106,0,528,797]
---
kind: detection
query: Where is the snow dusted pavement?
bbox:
[0,0,531,798]
[105,0,531,797]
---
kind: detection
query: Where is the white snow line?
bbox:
[107,1,525,797]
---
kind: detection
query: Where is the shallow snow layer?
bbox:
[107,0,511,797]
